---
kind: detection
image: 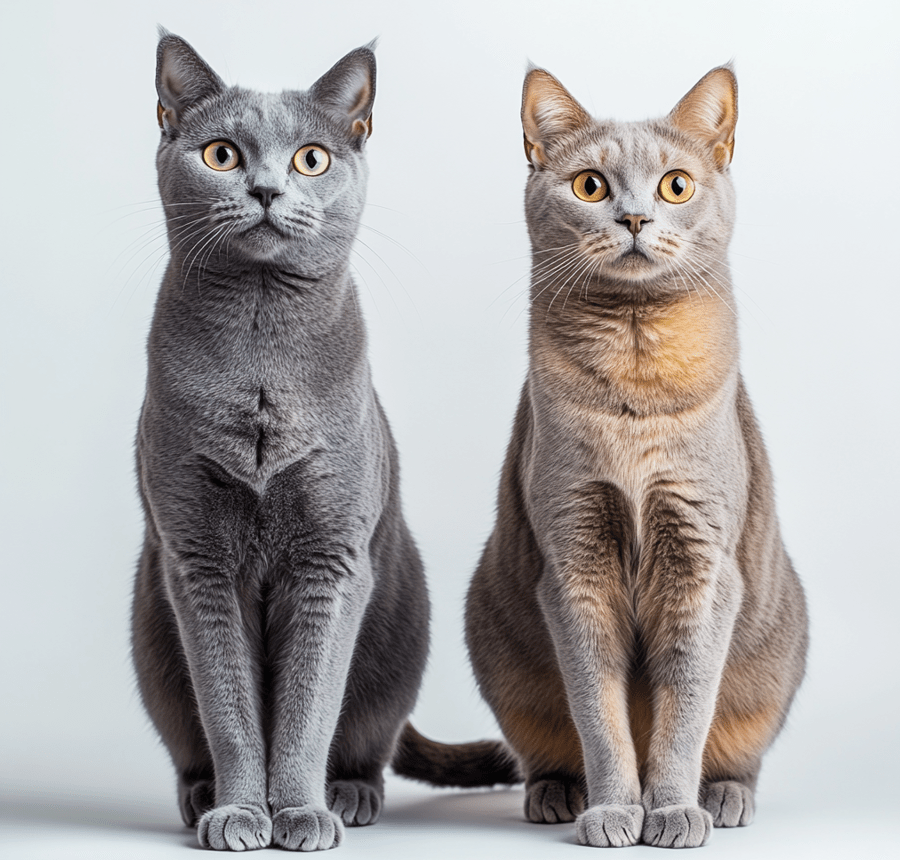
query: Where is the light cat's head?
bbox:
[155,30,375,273]
[521,65,738,300]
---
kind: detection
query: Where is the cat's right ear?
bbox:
[521,67,591,168]
[156,28,225,134]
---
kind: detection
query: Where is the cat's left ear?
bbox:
[668,65,738,169]
[309,43,376,149]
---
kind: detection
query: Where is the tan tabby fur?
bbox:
[465,65,807,848]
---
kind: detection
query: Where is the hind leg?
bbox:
[326,574,429,828]
[132,537,215,827]
[482,658,586,824]
[701,712,765,828]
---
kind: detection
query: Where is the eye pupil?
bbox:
[305,150,318,169]
[585,177,598,195]
[671,176,686,196]
[216,146,230,165]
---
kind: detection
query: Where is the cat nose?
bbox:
[250,186,283,209]
[617,214,651,236]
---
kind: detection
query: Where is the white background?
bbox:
[1,1,897,857]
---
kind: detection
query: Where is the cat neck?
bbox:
[529,279,739,415]
[155,251,365,362]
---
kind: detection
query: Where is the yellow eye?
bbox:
[293,145,330,176]
[202,141,240,171]
[658,170,695,204]
[572,171,608,203]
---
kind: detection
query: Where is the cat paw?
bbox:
[524,778,585,823]
[701,781,754,827]
[179,777,215,827]
[272,806,343,851]
[197,804,272,851]
[575,804,644,847]
[327,780,382,826]
[642,804,712,848]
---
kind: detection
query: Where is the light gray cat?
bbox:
[462,65,809,848]
[131,31,430,851]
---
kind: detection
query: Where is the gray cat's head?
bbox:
[155,30,375,274]
[521,65,738,300]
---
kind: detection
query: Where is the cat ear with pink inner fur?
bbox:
[668,65,738,169]
[521,67,591,168]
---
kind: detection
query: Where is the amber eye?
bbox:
[202,141,240,171]
[572,171,609,203]
[658,170,695,204]
[293,145,331,176]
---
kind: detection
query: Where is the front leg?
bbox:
[636,493,742,848]
[165,558,272,851]
[265,553,373,852]
[537,482,645,848]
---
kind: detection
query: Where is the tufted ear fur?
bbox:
[521,66,591,168]
[156,28,225,134]
[309,43,377,148]
[668,65,738,169]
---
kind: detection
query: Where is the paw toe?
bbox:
[525,778,585,823]
[702,781,754,827]
[272,806,343,851]
[197,804,272,851]
[327,780,382,826]
[576,804,644,847]
[643,805,712,848]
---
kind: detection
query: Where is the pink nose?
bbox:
[618,214,651,235]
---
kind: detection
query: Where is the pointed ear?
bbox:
[156,28,225,133]
[309,44,376,148]
[521,67,591,168]
[668,65,738,169]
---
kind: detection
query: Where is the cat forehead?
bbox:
[182,88,348,151]
[551,120,709,177]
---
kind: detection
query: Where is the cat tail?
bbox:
[391,722,522,787]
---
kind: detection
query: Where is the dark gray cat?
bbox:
[131,31,430,851]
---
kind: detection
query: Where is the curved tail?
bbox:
[392,722,522,788]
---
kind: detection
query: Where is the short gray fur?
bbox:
[131,31,428,852]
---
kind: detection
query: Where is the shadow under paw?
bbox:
[524,778,585,823]
[272,806,343,851]
[701,780,754,827]
[642,804,712,848]
[327,780,383,826]
[197,804,272,851]
[576,804,644,847]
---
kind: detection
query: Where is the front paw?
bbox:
[576,804,643,847]
[327,780,383,826]
[197,804,272,851]
[272,806,343,851]
[642,804,712,848]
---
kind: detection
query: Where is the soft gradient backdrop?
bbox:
[1,1,897,858]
